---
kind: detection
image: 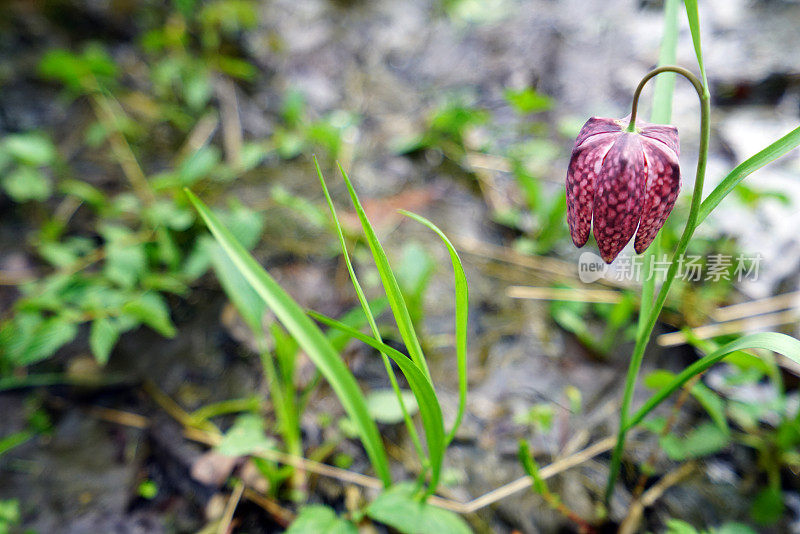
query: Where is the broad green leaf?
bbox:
[338,164,430,379]
[101,225,147,289]
[664,519,699,534]
[2,166,51,202]
[750,486,783,525]
[38,45,118,92]
[286,505,358,534]
[503,87,552,114]
[2,132,57,166]
[19,316,78,365]
[144,200,195,231]
[217,200,264,250]
[689,382,729,434]
[698,126,800,224]
[644,370,728,433]
[60,179,107,208]
[367,483,471,534]
[716,524,758,534]
[90,317,119,365]
[310,312,445,494]
[400,210,469,445]
[0,498,21,527]
[185,189,391,486]
[179,146,220,185]
[659,422,729,460]
[122,292,176,338]
[216,414,276,457]
[367,389,419,424]
[627,333,800,431]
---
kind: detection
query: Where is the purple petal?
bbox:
[574,117,623,147]
[592,133,646,263]
[566,132,617,247]
[634,138,681,254]
[639,123,679,156]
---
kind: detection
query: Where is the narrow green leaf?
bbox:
[650,0,680,124]
[399,210,469,446]
[698,126,800,224]
[185,189,391,486]
[89,316,119,365]
[208,240,267,339]
[518,440,548,495]
[309,311,445,494]
[337,163,431,380]
[683,0,709,91]
[627,332,800,431]
[315,158,427,469]
[0,430,34,457]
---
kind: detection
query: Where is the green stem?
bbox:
[605,65,710,505]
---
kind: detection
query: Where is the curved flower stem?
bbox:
[606,65,711,506]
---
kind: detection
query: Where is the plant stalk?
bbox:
[605,65,710,505]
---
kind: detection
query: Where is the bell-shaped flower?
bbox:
[565,116,680,263]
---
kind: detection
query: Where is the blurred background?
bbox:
[1,0,800,532]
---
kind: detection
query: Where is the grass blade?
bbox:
[309,311,446,496]
[314,157,428,469]
[683,0,708,91]
[399,210,468,446]
[185,189,392,486]
[626,332,800,431]
[337,163,431,380]
[698,126,800,224]
[650,0,680,125]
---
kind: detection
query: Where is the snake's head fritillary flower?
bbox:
[566,116,680,263]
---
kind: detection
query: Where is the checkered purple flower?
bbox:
[566,116,680,263]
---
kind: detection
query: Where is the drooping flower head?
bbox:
[566,116,680,263]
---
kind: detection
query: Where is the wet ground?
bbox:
[2,0,800,532]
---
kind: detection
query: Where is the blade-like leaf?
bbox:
[337,163,431,380]
[627,332,800,431]
[399,210,468,446]
[207,238,267,341]
[683,0,708,91]
[185,189,392,486]
[698,126,800,224]
[315,158,427,467]
[309,311,445,496]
